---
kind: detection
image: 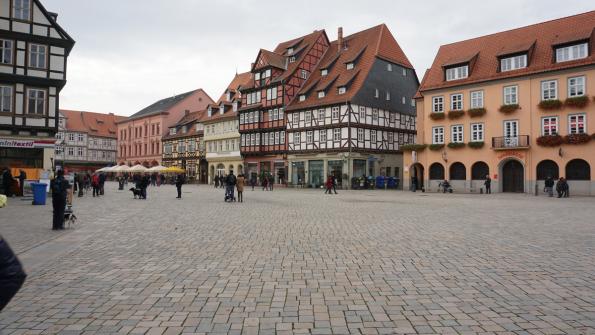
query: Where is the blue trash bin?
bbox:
[387,177,397,189]
[31,182,47,205]
[376,176,385,189]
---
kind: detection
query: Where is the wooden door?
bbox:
[502,160,524,192]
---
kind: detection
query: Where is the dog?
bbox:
[129,187,142,199]
[64,205,77,229]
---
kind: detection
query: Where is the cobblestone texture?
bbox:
[0,182,594,334]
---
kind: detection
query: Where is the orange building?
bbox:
[404,12,595,195]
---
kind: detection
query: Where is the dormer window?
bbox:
[233,101,238,112]
[338,87,346,95]
[255,72,261,81]
[318,91,325,98]
[501,54,527,72]
[321,69,328,76]
[346,62,354,70]
[207,107,212,117]
[555,42,588,63]
[300,69,308,79]
[170,128,176,135]
[299,94,306,102]
[445,65,468,81]
[289,56,296,63]
[226,92,231,101]
[287,47,294,55]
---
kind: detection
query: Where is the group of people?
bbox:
[216,172,246,202]
[325,175,338,194]
[1,168,27,197]
[544,176,570,198]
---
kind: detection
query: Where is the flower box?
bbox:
[400,144,427,152]
[538,99,563,110]
[447,110,465,119]
[564,96,589,108]
[499,104,519,114]
[467,141,485,149]
[467,108,486,117]
[536,134,563,147]
[428,144,445,151]
[429,112,445,120]
[447,142,465,149]
[563,133,591,145]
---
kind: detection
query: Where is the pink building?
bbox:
[117,89,213,166]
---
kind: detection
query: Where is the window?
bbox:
[556,43,588,63]
[359,106,365,119]
[542,117,558,136]
[321,69,328,76]
[306,131,313,144]
[568,114,586,134]
[445,65,468,81]
[280,131,285,144]
[27,88,45,115]
[68,133,74,141]
[450,94,463,111]
[333,128,341,141]
[13,0,30,20]
[274,132,279,145]
[305,111,311,123]
[287,48,294,55]
[320,129,327,142]
[541,80,557,100]
[67,147,74,156]
[77,147,83,157]
[0,86,12,113]
[318,91,325,98]
[402,68,407,76]
[371,130,377,143]
[318,109,325,120]
[470,90,484,108]
[389,113,395,123]
[279,108,284,120]
[29,44,47,69]
[331,107,339,120]
[568,76,585,97]
[0,40,13,64]
[240,114,245,124]
[374,89,379,98]
[411,99,416,107]
[299,94,306,102]
[503,85,518,105]
[357,128,364,141]
[432,96,444,113]
[346,62,354,70]
[293,113,299,125]
[77,133,84,142]
[451,125,464,143]
[338,86,346,95]
[294,132,301,143]
[388,132,394,143]
[266,87,277,101]
[300,69,308,79]
[289,56,296,63]
[501,54,527,72]
[386,92,391,101]
[254,72,261,81]
[273,109,279,121]
[372,109,378,121]
[387,64,392,71]
[432,127,444,144]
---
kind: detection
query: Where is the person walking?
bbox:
[331,174,338,194]
[262,175,268,191]
[484,175,491,194]
[561,177,569,198]
[556,177,567,198]
[2,167,14,197]
[236,173,245,203]
[250,176,256,191]
[140,174,149,199]
[269,174,274,191]
[175,173,185,199]
[214,175,219,188]
[544,176,555,197]
[50,169,70,230]
[0,236,27,311]
[91,173,100,197]
[324,175,333,195]
[226,171,237,201]
[17,170,26,197]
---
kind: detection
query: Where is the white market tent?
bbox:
[112,165,130,173]
[147,165,167,172]
[128,164,148,173]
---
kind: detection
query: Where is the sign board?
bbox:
[0,138,56,148]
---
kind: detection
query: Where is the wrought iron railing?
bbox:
[492,135,530,149]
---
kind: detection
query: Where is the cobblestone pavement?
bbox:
[0,183,594,335]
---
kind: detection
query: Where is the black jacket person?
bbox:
[0,236,27,311]
[50,170,70,230]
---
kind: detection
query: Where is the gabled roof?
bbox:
[287,24,413,111]
[217,72,252,103]
[418,11,595,93]
[127,89,212,121]
[34,0,75,53]
[60,110,125,138]
[204,72,252,124]
[162,110,207,141]
[253,49,287,71]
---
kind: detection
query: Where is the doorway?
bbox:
[502,160,524,192]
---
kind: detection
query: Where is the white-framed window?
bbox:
[254,72,261,81]
[445,65,468,81]
[294,132,301,143]
[280,131,285,144]
[269,132,274,145]
[470,90,483,108]
[0,40,13,65]
[318,109,325,120]
[0,86,12,113]
[501,54,527,72]
[26,88,45,115]
[267,109,273,121]
[67,147,74,156]
[68,133,74,141]
[386,92,391,101]
[321,69,328,76]
[389,113,395,123]
[320,129,327,142]
[298,94,306,102]
[541,117,558,136]
[374,89,379,98]
[432,127,444,144]
[338,86,346,95]
[388,132,393,143]
[331,107,339,120]
[503,85,518,105]
[568,114,586,134]
[318,91,325,98]
[289,56,296,63]
[274,132,279,145]
[411,99,416,107]
[304,111,311,123]
[357,128,364,141]
[28,44,47,69]
[359,106,365,119]
[451,125,464,143]
[273,108,279,121]
[266,87,277,101]
[300,69,308,79]
[387,63,392,71]
[556,43,588,63]
[346,62,354,70]
[432,96,444,113]
[239,113,245,124]
[371,130,377,143]
[450,93,463,111]
[333,128,341,141]
[77,133,84,142]
[402,68,407,76]
[541,80,557,100]
[372,109,378,121]
[292,113,299,125]
[77,147,84,157]
[568,76,585,97]
[13,0,30,21]
[279,108,284,120]
[306,130,313,144]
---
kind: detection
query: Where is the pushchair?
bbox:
[64,188,77,228]
[438,180,453,193]
[224,186,236,202]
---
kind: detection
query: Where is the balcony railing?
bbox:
[492,135,530,150]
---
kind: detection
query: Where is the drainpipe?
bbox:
[347,101,352,189]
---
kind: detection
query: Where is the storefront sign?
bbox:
[0,138,55,149]
[497,151,524,160]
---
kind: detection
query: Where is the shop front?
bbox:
[0,138,56,179]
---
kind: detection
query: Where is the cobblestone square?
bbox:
[0,183,594,334]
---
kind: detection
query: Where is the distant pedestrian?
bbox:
[175,174,185,199]
[0,236,27,311]
[91,173,100,197]
[324,175,334,195]
[225,172,237,202]
[269,174,274,191]
[1,167,14,197]
[484,175,491,194]
[262,175,268,191]
[556,177,569,198]
[140,175,149,199]
[236,173,245,203]
[331,174,338,194]
[544,176,555,197]
[17,170,26,197]
[214,175,219,188]
[50,169,70,230]
[99,173,106,195]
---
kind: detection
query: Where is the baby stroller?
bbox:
[224,186,236,202]
[438,180,453,193]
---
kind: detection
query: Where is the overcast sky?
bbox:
[44,0,593,116]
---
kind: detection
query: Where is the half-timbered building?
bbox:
[239,30,330,184]
[285,25,418,188]
[0,0,74,174]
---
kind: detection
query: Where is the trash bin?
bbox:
[31,182,47,205]
[376,176,385,189]
[387,177,396,189]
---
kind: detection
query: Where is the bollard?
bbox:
[534,183,538,196]
[480,187,483,194]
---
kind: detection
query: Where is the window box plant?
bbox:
[428,143,445,151]
[564,95,589,108]
[467,108,486,117]
[447,142,465,149]
[538,99,563,110]
[499,104,519,114]
[467,141,484,149]
[429,112,445,120]
[400,144,427,152]
[447,110,465,119]
[563,133,591,145]
[536,134,563,147]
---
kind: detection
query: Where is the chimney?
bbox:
[337,27,343,52]
[184,109,189,116]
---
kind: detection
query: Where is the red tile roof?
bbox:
[272,30,329,83]
[60,110,125,138]
[418,11,595,94]
[287,24,413,111]
[217,72,252,103]
[204,72,253,124]
[162,110,207,141]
